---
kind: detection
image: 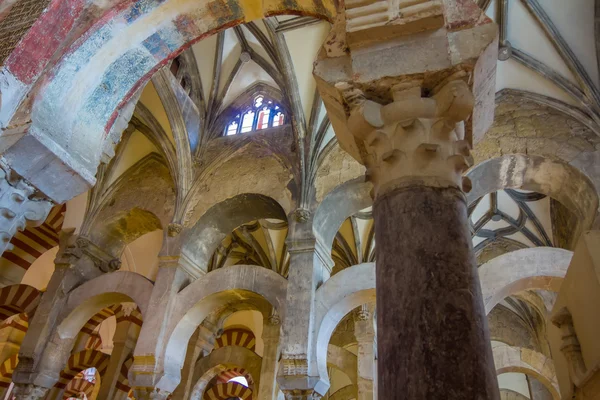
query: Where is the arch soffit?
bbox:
[57,271,154,339]
[314,262,376,383]
[180,193,288,270]
[466,154,598,233]
[479,247,572,314]
[493,344,560,400]
[190,345,262,399]
[162,265,286,390]
[313,178,372,253]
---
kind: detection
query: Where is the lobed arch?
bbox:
[0,0,335,201]
[0,284,41,322]
[159,265,286,392]
[479,247,572,314]
[493,343,560,400]
[466,154,598,244]
[180,193,289,273]
[313,262,376,388]
[190,346,261,399]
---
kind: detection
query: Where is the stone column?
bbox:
[313,1,499,398]
[361,81,499,399]
[277,212,332,399]
[258,310,282,400]
[12,230,121,399]
[0,161,52,256]
[354,306,374,400]
[129,234,190,399]
[97,303,140,399]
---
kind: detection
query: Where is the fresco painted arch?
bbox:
[0,0,336,202]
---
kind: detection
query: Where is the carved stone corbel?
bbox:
[0,161,53,255]
[54,230,121,272]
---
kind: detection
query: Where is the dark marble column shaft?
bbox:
[374,184,499,399]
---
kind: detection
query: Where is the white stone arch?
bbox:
[493,343,560,400]
[180,192,289,273]
[57,271,154,339]
[159,265,287,392]
[313,178,372,254]
[313,263,376,386]
[467,154,598,243]
[479,247,572,314]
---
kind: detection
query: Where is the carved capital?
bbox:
[167,223,183,237]
[314,0,498,166]
[0,161,53,255]
[121,302,137,317]
[348,80,474,197]
[55,231,120,272]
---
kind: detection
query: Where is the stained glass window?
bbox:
[223,95,285,136]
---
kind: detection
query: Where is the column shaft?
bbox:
[258,320,281,400]
[374,185,499,399]
[354,316,374,400]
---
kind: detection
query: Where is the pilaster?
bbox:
[97,303,140,399]
[12,229,121,391]
[129,233,190,397]
[354,306,375,400]
[258,309,282,400]
[277,212,333,399]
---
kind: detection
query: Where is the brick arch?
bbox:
[0,284,41,321]
[53,350,110,390]
[116,354,134,394]
[80,304,119,335]
[63,376,96,400]
[0,204,65,284]
[215,367,254,386]
[0,354,18,389]
[203,381,253,400]
[214,328,256,352]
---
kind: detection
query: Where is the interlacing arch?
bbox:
[214,328,256,351]
[203,381,253,400]
[0,284,40,321]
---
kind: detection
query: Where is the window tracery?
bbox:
[224,95,285,136]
